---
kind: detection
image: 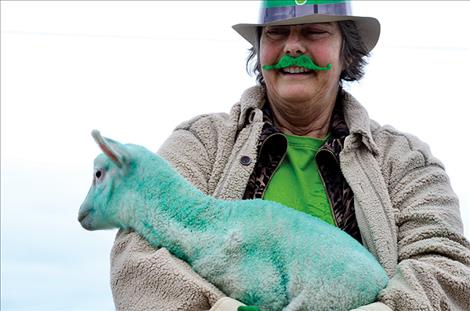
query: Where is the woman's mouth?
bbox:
[280,66,314,75]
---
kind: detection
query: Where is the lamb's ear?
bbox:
[91,130,129,168]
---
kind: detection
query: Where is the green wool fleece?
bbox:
[79,131,388,310]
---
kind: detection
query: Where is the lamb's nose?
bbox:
[78,212,87,223]
[78,203,90,223]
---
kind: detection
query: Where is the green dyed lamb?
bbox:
[78,130,388,311]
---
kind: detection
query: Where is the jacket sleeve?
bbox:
[377,129,470,310]
[110,118,244,311]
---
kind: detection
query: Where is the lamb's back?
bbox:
[199,198,388,309]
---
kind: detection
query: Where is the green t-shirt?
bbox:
[263,134,336,226]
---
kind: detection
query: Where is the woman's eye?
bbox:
[305,30,327,36]
[265,28,288,38]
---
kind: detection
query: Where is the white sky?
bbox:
[2,1,470,310]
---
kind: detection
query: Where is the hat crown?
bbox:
[260,0,352,24]
[232,0,380,54]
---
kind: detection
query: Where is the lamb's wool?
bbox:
[79,132,388,311]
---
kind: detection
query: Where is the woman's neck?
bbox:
[268,91,338,139]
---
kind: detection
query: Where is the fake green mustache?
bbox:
[262,55,332,71]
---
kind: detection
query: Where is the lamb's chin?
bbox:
[78,213,98,231]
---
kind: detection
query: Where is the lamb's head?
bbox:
[78,130,154,231]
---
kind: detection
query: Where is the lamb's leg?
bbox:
[282,290,306,311]
[237,290,306,311]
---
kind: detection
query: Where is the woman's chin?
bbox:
[277,87,316,103]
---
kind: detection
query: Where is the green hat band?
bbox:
[263,0,349,8]
[261,0,351,23]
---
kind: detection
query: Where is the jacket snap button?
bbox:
[240,156,252,166]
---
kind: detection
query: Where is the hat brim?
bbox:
[233,15,380,53]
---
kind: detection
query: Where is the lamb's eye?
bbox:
[95,170,103,179]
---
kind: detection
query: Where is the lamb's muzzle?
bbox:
[78,202,94,230]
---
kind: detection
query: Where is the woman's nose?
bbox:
[283,32,306,57]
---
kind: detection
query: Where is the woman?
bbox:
[110,1,470,310]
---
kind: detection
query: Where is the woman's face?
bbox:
[260,22,343,104]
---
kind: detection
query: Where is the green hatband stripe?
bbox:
[263,0,348,9]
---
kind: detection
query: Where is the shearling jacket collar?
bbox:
[342,91,380,156]
[238,85,379,156]
[237,86,267,130]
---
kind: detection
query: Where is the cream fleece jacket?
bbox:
[110,86,470,311]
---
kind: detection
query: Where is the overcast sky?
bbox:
[2,1,470,310]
